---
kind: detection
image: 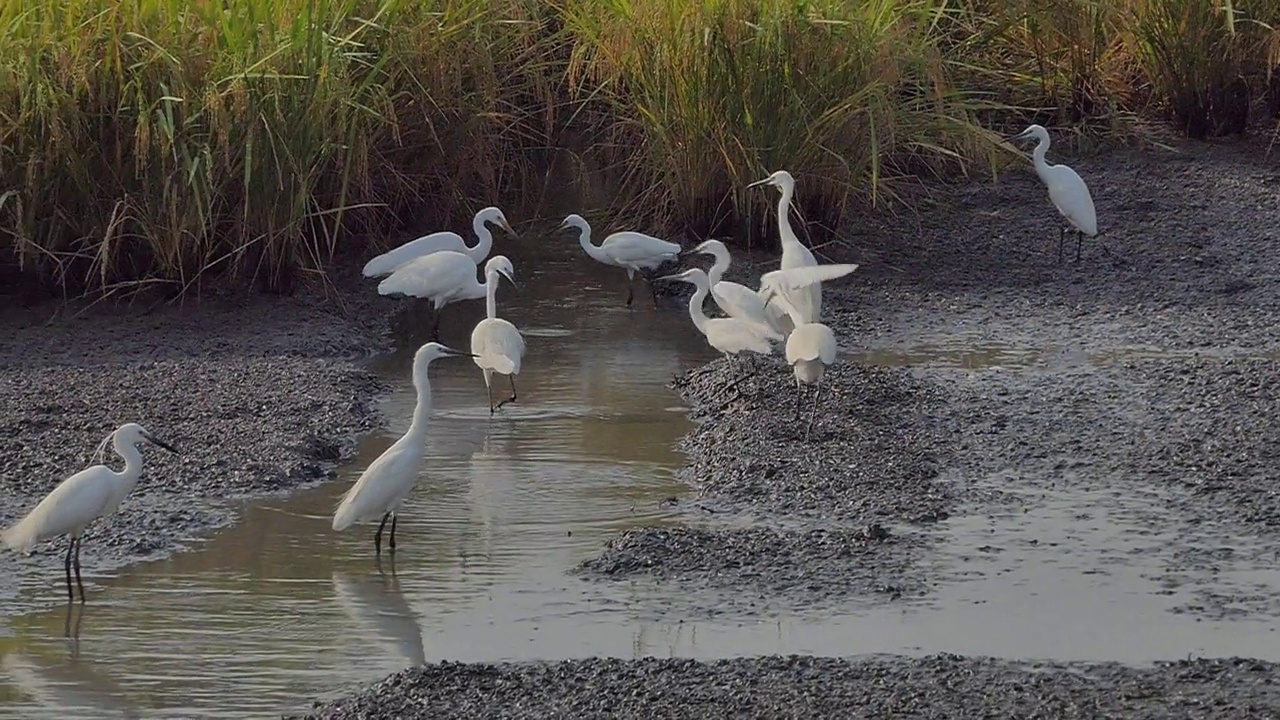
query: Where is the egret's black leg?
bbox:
[487,381,496,415]
[430,311,443,342]
[375,512,391,555]
[1058,227,1065,263]
[64,539,75,603]
[794,383,805,423]
[495,375,518,411]
[804,381,824,441]
[72,538,85,604]
[625,282,634,307]
[1075,230,1083,263]
[389,514,398,554]
[648,277,661,308]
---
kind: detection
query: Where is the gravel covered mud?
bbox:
[297,655,1280,719]
[0,272,391,614]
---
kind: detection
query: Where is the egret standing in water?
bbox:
[747,170,820,334]
[688,239,782,333]
[655,268,782,376]
[333,342,474,555]
[558,214,681,308]
[1009,124,1100,262]
[758,264,860,439]
[378,254,516,341]
[362,207,516,277]
[3,423,179,603]
[469,258,525,414]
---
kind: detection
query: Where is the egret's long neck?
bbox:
[575,223,608,263]
[470,217,494,262]
[407,364,435,437]
[484,271,499,319]
[776,184,801,250]
[1031,136,1052,180]
[111,434,145,498]
[686,279,711,335]
[707,249,730,286]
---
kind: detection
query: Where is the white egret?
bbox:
[362,207,516,277]
[688,239,781,333]
[378,253,516,340]
[758,264,860,438]
[558,214,681,307]
[1009,124,1100,262]
[746,170,821,333]
[3,423,179,603]
[332,341,474,555]
[469,258,525,414]
[655,268,782,373]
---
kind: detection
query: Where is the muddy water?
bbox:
[5,244,1280,717]
[0,246,716,718]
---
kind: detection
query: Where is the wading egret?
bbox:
[332,342,474,555]
[362,207,516,277]
[378,253,516,340]
[558,214,681,307]
[3,423,179,603]
[469,259,525,414]
[758,264,860,438]
[688,239,781,333]
[1009,124,1099,262]
[655,268,782,375]
[747,170,820,333]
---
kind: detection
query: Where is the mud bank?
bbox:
[296,654,1280,719]
[0,273,393,615]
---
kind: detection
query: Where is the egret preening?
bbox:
[3,423,179,603]
[469,258,525,414]
[655,268,782,376]
[747,170,821,334]
[689,239,781,333]
[758,264,860,439]
[558,214,682,307]
[362,207,515,278]
[1009,124,1100,262]
[378,253,516,340]
[332,342,474,555]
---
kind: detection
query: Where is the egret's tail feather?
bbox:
[362,254,399,278]
[332,484,362,532]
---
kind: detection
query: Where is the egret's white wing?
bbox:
[600,233,681,264]
[470,318,526,375]
[332,439,425,530]
[760,263,860,292]
[1045,166,1098,236]
[711,280,774,327]
[376,251,478,299]
[705,318,776,355]
[786,323,837,364]
[3,466,118,551]
[363,231,467,278]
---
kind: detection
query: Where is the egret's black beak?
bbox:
[746,178,770,189]
[503,273,519,290]
[499,221,517,237]
[442,346,478,358]
[145,434,180,454]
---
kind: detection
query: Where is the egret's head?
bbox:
[479,207,516,237]
[746,170,794,193]
[415,342,476,365]
[1009,124,1050,145]
[556,214,588,232]
[690,239,728,258]
[115,423,179,454]
[485,255,517,288]
[654,267,708,287]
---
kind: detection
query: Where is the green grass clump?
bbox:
[0,0,554,296]
[3,0,1280,298]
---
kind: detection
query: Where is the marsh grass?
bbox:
[2,0,1279,296]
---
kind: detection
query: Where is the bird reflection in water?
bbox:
[331,561,426,667]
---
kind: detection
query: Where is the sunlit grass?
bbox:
[2,0,1278,296]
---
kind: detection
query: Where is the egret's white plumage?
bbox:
[1010,124,1099,262]
[333,342,472,554]
[3,422,178,602]
[378,253,515,339]
[362,207,514,277]
[558,214,681,307]
[469,259,525,413]
[747,170,821,333]
[657,268,782,358]
[690,239,781,333]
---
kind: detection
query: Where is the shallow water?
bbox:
[5,246,1280,717]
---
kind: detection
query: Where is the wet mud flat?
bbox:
[304,137,1280,716]
[0,272,391,616]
